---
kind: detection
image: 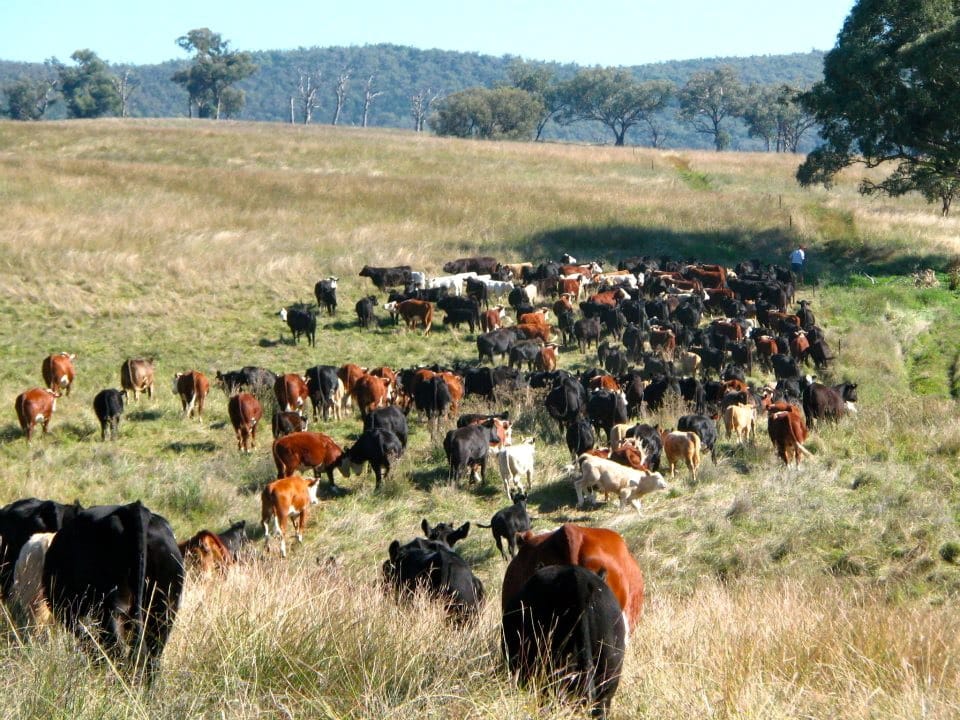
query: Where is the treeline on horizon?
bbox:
[0,43,825,151]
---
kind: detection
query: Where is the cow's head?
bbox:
[421,519,470,548]
[278,308,288,322]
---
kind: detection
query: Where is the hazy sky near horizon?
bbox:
[1,1,855,67]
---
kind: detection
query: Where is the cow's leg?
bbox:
[495,534,507,561]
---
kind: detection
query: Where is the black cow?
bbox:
[774,377,803,403]
[340,428,404,490]
[797,300,815,330]
[314,277,339,315]
[465,277,490,309]
[626,423,663,470]
[355,295,378,330]
[365,405,410,448]
[691,344,725,378]
[43,501,184,676]
[729,341,754,375]
[565,419,596,460]
[501,565,626,720]
[305,365,340,421]
[279,306,316,347]
[414,376,452,431]
[586,389,629,443]
[359,265,413,291]
[556,307,577,346]
[801,377,856,428]
[546,376,587,432]
[443,424,498,483]
[808,338,834,369]
[477,328,518,364]
[271,410,307,439]
[438,296,481,333]
[573,317,602,353]
[677,414,719,463]
[771,353,801,381]
[509,340,543,371]
[462,367,496,400]
[457,410,510,428]
[642,375,680,413]
[677,376,706,415]
[476,492,531,560]
[216,366,277,395]
[421,519,472,548]
[216,520,249,562]
[443,256,499,275]
[0,498,81,600]
[383,537,484,621]
[92,388,126,441]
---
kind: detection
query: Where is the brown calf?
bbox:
[41,352,76,396]
[120,358,155,401]
[274,373,309,413]
[179,530,233,575]
[261,475,319,558]
[173,370,210,421]
[228,392,262,452]
[14,388,59,442]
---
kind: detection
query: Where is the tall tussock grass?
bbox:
[1,119,960,716]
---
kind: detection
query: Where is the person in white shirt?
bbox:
[790,245,806,284]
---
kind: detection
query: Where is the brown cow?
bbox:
[351,374,390,418]
[274,373,309,413]
[480,306,506,333]
[386,299,433,335]
[14,388,59,442]
[228,392,262,452]
[516,323,552,343]
[261,475,319,558]
[120,358,155,401]
[588,374,621,392]
[172,370,210,421]
[588,288,630,306]
[649,326,677,360]
[660,429,702,482]
[337,363,366,415]
[518,308,550,326]
[178,530,233,575]
[41,352,76,397]
[557,277,581,299]
[767,402,812,467]
[368,366,398,402]
[534,343,559,372]
[272,431,345,490]
[439,371,464,417]
[502,524,645,639]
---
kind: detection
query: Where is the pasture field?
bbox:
[1,118,959,718]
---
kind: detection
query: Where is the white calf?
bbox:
[494,438,535,498]
[575,454,668,514]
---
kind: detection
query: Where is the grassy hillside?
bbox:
[1,119,959,718]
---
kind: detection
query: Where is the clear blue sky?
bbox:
[1,0,855,66]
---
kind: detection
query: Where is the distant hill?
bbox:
[0,44,825,151]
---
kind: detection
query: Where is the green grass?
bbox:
[1,118,960,718]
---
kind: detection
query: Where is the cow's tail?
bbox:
[424,305,433,335]
[795,442,813,458]
[127,501,149,665]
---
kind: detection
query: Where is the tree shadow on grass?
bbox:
[527,479,585,519]
[409,466,449,492]
[166,441,219,454]
[127,409,162,422]
[60,423,96,442]
[524,223,957,280]
[0,424,24,443]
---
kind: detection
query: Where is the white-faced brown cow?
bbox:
[172,370,210,421]
[120,358,155,401]
[274,373,309,414]
[41,352,76,397]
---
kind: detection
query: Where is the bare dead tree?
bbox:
[411,88,442,132]
[361,74,384,128]
[111,69,139,119]
[296,67,322,124]
[331,69,350,125]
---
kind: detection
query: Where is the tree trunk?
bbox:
[289,97,295,124]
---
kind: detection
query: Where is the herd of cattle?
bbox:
[3,250,858,714]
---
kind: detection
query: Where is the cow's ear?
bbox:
[389,540,400,562]
[451,522,470,544]
[595,567,608,581]
[421,518,431,537]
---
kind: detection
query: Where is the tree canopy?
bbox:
[797,0,960,215]
[56,50,120,119]
[431,87,542,139]
[2,75,57,120]
[171,28,257,119]
[678,66,745,151]
[557,68,673,146]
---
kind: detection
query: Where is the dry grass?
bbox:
[0,119,959,717]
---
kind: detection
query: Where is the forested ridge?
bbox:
[0,44,824,150]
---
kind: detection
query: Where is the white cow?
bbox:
[575,454,667,514]
[494,438,535,498]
